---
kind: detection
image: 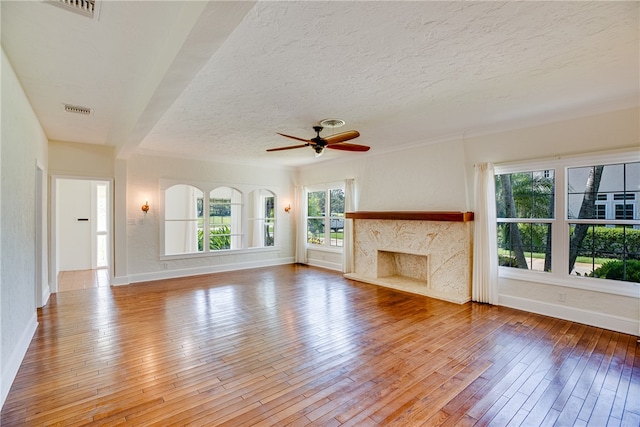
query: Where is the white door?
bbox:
[57,179,92,271]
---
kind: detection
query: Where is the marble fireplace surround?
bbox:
[344,211,474,304]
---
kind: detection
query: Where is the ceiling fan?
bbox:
[267,125,370,157]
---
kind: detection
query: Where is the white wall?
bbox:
[1,48,48,408]
[49,140,114,178]
[298,139,469,212]
[114,154,295,284]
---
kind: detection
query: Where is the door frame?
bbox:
[35,162,46,307]
[51,175,114,293]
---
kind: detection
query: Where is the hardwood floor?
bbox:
[2,265,639,426]
[57,269,110,292]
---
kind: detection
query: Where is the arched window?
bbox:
[164,184,204,255]
[162,183,281,256]
[209,187,242,250]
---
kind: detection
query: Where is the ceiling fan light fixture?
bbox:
[319,118,345,128]
[267,124,368,155]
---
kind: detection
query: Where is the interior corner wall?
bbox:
[1,48,49,409]
[120,154,295,284]
[463,107,640,335]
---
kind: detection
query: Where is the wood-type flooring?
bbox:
[2,265,639,426]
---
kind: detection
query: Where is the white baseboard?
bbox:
[499,294,639,336]
[1,312,38,410]
[114,257,295,286]
[306,259,342,272]
[41,284,50,308]
[111,275,130,286]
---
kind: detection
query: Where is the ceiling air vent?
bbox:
[46,0,98,19]
[64,104,93,116]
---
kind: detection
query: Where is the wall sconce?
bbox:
[284,204,291,213]
[141,201,150,214]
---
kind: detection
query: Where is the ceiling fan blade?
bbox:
[324,130,360,145]
[277,133,311,143]
[266,144,309,152]
[327,143,370,152]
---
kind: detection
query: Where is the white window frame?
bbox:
[305,182,345,252]
[495,168,555,273]
[208,187,243,251]
[249,190,276,248]
[495,150,640,298]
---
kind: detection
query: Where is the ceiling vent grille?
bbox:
[46,0,97,19]
[64,104,93,115]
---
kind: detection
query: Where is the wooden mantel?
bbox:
[345,211,474,222]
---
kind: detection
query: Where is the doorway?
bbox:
[52,177,112,292]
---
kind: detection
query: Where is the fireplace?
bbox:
[344,211,473,304]
[377,250,428,286]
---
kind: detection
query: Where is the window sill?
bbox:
[499,267,640,298]
[161,246,280,261]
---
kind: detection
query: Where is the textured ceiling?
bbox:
[2,1,638,167]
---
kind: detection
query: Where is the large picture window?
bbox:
[307,186,345,248]
[495,154,639,285]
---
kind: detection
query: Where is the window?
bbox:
[595,204,607,220]
[165,184,203,255]
[208,187,242,251]
[249,189,275,248]
[164,184,249,256]
[567,162,639,283]
[95,182,108,268]
[495,170,554,272]
[495,155,639,285]
[615,203,634,220]
[307,186,345,248]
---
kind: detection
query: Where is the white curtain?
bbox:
[472,162,499,304]
[343,178,355,273]
[294,185,307,264]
